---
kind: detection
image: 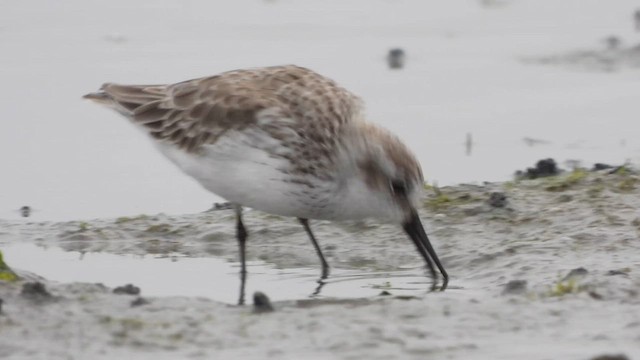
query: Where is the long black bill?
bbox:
[403,211,449,291]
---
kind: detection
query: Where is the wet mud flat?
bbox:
[1,169,640,359]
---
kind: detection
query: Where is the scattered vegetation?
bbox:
[424,184,479,211]
[544,169,587,192]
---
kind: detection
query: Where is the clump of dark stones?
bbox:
[515,158,560,179]
[502,280,527,295]
[113,284,140,295]
[21,282,53,303]
[253,291,274,313]
[487,192,507,208]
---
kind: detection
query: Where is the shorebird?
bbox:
[84,65,448,304]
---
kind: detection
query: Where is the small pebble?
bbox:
[253,291,274,313]
[113,284,140,295]
[502,280,527,295]
[379,290,392,296]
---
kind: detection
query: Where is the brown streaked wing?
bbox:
[96,65,363,154]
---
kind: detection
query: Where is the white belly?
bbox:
[154,132,313,218]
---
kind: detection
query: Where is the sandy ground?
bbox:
[1,168,639,359]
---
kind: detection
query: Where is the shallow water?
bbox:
[3,243,434,303]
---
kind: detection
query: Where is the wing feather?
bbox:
[84,65,363,155]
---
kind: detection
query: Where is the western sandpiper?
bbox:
[84,65,448,304]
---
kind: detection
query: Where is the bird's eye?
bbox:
[390,180,407,196]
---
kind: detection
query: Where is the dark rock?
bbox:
[0,298,3,313]
[563,267,588,281]
[379,290,392,296]
[21,282,53,302]
[253,291,274,313]
[502,280,527,295]
[516,158,559,179]
[487,192,507,208]
[113,284,140,295]
[590,354,629,360]
[130,297,149,307]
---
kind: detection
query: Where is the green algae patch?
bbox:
[0,250,19,282]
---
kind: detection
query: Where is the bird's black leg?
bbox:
[235,206,248,305]
[298,218,330,279]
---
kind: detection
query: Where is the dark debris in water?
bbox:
[20,206,31,218]
[113,284,141,296]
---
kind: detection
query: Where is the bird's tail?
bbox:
[83,83,166,113]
